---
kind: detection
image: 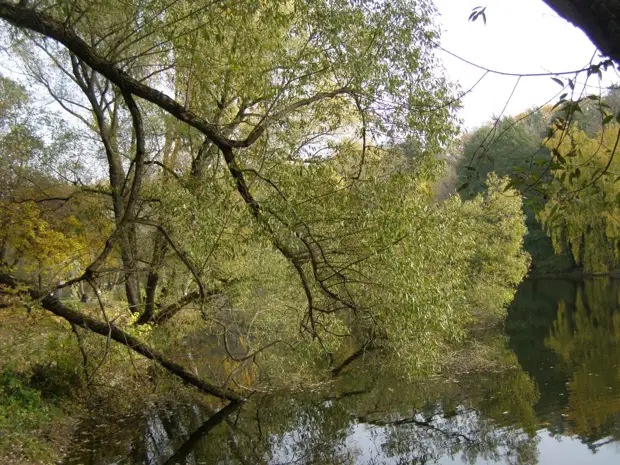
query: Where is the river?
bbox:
[62,277,620,464]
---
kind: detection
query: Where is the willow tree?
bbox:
[0,0,528,402]
[540,123,620,274]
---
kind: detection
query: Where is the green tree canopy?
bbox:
[0,0,529,408]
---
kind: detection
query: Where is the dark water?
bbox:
[63,278,620,465]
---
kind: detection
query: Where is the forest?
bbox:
[0,0,619,463]
[456,86,620,275]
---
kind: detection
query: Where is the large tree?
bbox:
[0,0,529,410]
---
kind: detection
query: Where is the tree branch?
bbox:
[243,88,353,147]
[0,1,250,149]
[151,290,201,325]
[132,218,206,299]
[0,272,244,402]
[144,160,181,180]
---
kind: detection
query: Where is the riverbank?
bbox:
[529,268,620,280]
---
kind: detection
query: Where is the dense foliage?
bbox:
[540,123,620,273]
[0,1,532,461]
[457,87,620,275]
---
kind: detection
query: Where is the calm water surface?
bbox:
[63,278,620,464]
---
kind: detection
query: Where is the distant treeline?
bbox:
[455,86,620,275]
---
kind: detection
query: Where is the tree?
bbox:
[458,115,551,199]
[456,81,620,276]
[542,1,620,65]
[456,113,576,274]
[540,123,620,274]
[0,0,530,414]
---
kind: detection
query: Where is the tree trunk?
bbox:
[0,272,244,402]
[139,231,168,325]
[543,1,620,64]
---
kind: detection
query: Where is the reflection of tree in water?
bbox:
[59,323,546,464]
[342,362,540,465]
[355,408,538,465]
[62,338,543,464]
[62,279,620,464]
[545,278,620,449]
[140,355,541,465]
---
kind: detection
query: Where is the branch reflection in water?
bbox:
[60,277,620,465]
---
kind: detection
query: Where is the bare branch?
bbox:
[132,218,206,299]
[0,272,244,402]
[144,160,181,180]
[0,2,248,149]
[151,290,201,325]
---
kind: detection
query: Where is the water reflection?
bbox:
[508,278,620,457]
[63,278,620,465]
[544,279,620,448]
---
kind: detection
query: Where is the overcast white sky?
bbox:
[1,0,616,134]
[433,0,619,129]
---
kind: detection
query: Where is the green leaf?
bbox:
[468,7,487,25]
[551,77,564,87]
[552,100,566,111]
[549,203,559,218]
[503,181,516,192]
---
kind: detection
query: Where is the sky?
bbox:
[432,0,619,129]
[1,0,615,134]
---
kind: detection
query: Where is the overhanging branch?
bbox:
[0,272,244,402]
[0,1,240,149]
